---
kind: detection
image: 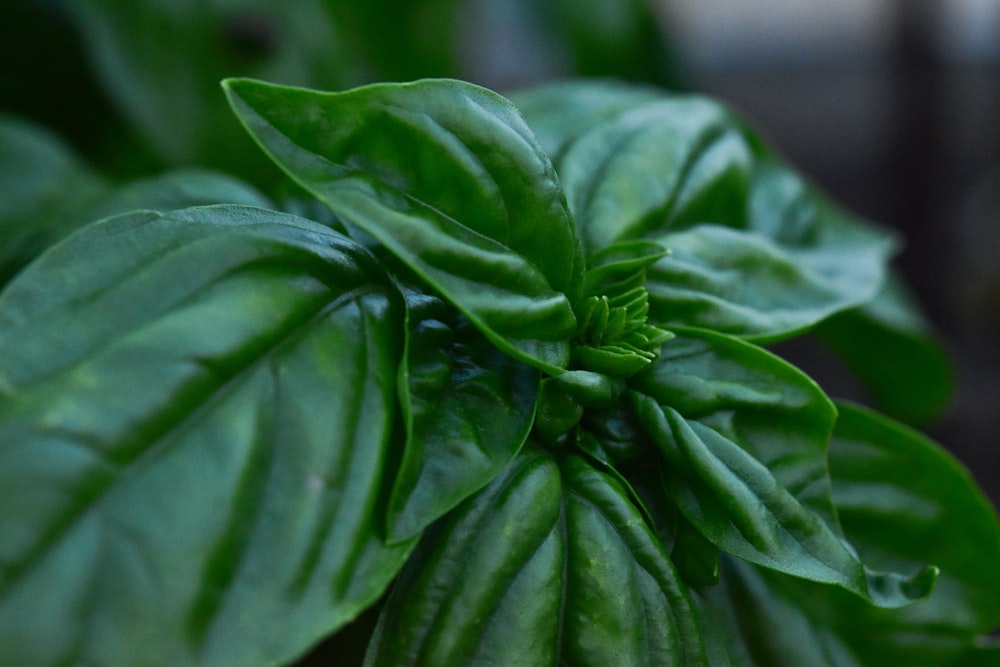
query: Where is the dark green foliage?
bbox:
[0,76,996,666]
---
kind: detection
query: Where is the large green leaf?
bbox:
[0,114,107,285]
[697,405,1000,665]
[553,96,753,254]
[695,557,863,666]
[630,328,935,607]
[0,116,269,288]
[815,403,1000,664]
[365,450,709,666]
[646,223,890,343]
[816,275,953,425]
[632,327,839,524]
[225,77,582,373]
[0,205,414,666]
[386,290,538,543]
[513,81,895,341]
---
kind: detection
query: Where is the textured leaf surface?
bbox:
[630,329,935,607]
[514,81,895,341]
[816,404,1000,664]
[366,450,708,666]
[646,223,889,342]
[697,405,1000,665]
[387,291,538,542]
[225,77,583,372]
[0,206,413,666]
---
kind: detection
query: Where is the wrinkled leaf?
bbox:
[509,81,663,162]
[632,327,839,524]
[697,557,862,666]
[815,403,1000,664]
[225,77,582,373]
[554,96,753,254]
[0,114,107,284]
[630,329,935,607]
[816,275,953,425]
[0,205,414,666]
[647,223,890,342]
[365,450,708,666]
[387,290,538,543]
[514,81,896,341]
[697,404,1000,665]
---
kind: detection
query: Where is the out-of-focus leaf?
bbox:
[0,114,107,284]
[0,205,414,666]
[816,275,953,425]
[68,0,355,178]
[81,168,273,221]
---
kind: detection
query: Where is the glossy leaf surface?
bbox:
[514,81,895,341]
[387,291,538,543]
[630,329,934,607]
[225,77,582,373]
[698,404,1000,665]
[366,451,708,666]
[0,206,414,666]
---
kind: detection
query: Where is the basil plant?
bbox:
[1,77,997,666]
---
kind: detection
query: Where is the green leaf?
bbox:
[0,205,414,666]
[81,168,273,222]
[509,81,663,162]
[697,557,863,666]
[632,327,840,525]
[816,275,953,425]
[554,96,754,254]
[68,0,355,176]
[697,404,1000,666]
[386,290,539,543]
[514,81,896,341]
[225,77,583,373]
[630,328,935,607]
[817,403,1000,663]
[646,223,891,342]
[365,450,709,666]
[0,117,269,287]
[0,114,107,284]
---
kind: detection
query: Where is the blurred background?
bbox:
[2,0,998,500]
